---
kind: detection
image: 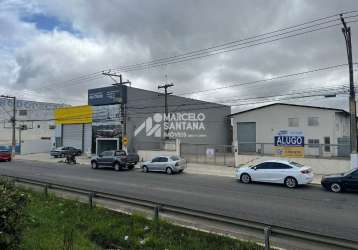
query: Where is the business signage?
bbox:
[134,112,207,138]
[274,130,304,157]
[88,85,127,106]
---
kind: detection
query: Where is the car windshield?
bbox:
[289,161,304,168]
[343,168,357,176]
[0,146,9,151]
[170,156,180,161]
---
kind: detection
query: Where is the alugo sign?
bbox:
[134,112,207,138]
[274,130,304,157]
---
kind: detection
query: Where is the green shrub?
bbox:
[0,178,29,250]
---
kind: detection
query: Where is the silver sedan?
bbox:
[142,155,187,174]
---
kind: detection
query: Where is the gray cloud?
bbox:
[0,0,357,109]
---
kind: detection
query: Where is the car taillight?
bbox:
[123,156,127,160]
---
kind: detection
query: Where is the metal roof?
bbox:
[228,102,348,117]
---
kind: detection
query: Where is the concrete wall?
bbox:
[137,150,178,162]
[21,139,52,154]
[126,86,231,151]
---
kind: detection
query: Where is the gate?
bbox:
[180,143,235,166]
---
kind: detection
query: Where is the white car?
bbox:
[235,160,313,188]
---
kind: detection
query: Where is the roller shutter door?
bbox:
[237,122,256,153]
[83,124,92,154]
[62,124,83,150]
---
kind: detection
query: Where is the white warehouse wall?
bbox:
[231,104,349,147]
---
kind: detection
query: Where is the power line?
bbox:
[109,12,357,72]
[17,12,357,94]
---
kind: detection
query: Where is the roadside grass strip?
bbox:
[17,188,268,250]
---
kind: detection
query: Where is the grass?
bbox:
[19,189,266,250]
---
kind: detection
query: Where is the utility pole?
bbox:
[0,95,16,157]
[102,71,131,152]
[158,83,174,139]
[341,14,357,169]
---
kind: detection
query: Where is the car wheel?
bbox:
[91,161,98,169]
[166,167,173,175]
[285,177,298,188]
[240,173,251,184]
[60,153,65,158]
[128,164,135,170]
[330,183,342,193]
[54,155,58,158]
[143,166,148,173]
[114,162,121,171]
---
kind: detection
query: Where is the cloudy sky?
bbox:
[0,0,357,111]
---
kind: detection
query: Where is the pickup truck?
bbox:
[90,150,139,171]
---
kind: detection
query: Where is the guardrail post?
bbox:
[264,226,271,250]
[44,184,49,197]
[88,192,95,209]
[154,205,160,234]
[154,205,160,221]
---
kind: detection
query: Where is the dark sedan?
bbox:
[50,146,82,158]
[321,168,358,193]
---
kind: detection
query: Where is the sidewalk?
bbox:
[15,153,323,184]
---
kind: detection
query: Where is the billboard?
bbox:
[54,105,92,125]
[88,85,127,106]
[274,130,304,158]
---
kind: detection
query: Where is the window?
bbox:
[18,110,27,116]
[289,161,304,168]
[37,124,41,129]
[288,118,299,127]
[271,163,292,169]
[170,156,180,161]
[102,151,113,157]
[308,139,320,148]
[324,137,330,152]
[115,151,126,156]
[254,163,272,170]
[350,170,358,179]
[308,117,319,126]
[160,157,168,162]
[152,157,161,162]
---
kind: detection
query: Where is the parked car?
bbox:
[142,155,187,174]
[50,146,82,158]
[321,168,358,193]
[235,160,313,188]
[91,150,139,171]
[0,146,11,162]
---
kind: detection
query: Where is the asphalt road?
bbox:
[1,159,358,242]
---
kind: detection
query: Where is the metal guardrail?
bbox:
[2,174,358,250]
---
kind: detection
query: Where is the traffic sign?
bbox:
[122,136,128,145]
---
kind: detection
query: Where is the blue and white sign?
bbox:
[88,85,127,106]
[274,130,304,147]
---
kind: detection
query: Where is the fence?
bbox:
[237,142,351,159]
[2,174,358,250]
[180,143,235,166]
[134,140,176,151]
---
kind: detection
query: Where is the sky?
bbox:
[0,0,357,112]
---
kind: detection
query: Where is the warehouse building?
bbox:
[229,103,351,157]
[54,85,231,154]
[0,98,64,154]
